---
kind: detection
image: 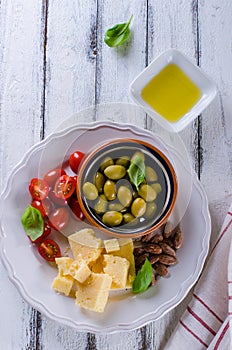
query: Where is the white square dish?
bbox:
[130,49,217,132]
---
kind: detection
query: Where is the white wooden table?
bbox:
[1,1,232,349]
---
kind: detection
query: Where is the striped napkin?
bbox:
[164,204,232,349]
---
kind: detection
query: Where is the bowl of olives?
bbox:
[76,139,178,238]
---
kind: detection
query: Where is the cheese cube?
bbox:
[111,238,136,287]
[103,254,130,289]
[103,238,120,253]
[55,257,73,275]
[52,274,74,296]
[68,229,103,265]
[69,259,91,283]
[75,273,112,313]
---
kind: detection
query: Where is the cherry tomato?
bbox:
[49,189,69,206]
[48,207,70,231]
[54,175,76,200]
[29,178,49,201]
[38,239,61,262]
[44,168,66,186]
[69,151,85,174]
[69,196,85,221]
[31,198,51,218]
[31,223,52,244]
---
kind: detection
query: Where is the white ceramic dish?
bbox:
[0,121,211,333]
[130,49,217,132]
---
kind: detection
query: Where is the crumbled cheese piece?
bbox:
[112,238,136,287]
[52,274,74,296]
[69,259,91,283]
[103,238,120,253]
[75,273,112,313]
[55,257,73,275]
[103,254,130,289]
[68,229,103,265]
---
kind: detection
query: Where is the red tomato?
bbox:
[29,178,49,201]
[31,223,52,244]
[54,175,76,200]
[48,207,70,231]
[49,189,69,206]
[69,151,85,174]
[44,168,66,186]
[69,196,85,221]
[38,239,61,262]
[31,198,51,218]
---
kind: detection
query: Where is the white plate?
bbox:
[0,121,211,333]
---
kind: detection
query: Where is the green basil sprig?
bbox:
[132,258,153,293]
[104,15,133,47]
[21,205,44,241]
[127,156,145,190]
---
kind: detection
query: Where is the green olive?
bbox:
[144,201,157,218]
[145,166,158,182]
[131,198,146,218]
[103,180,116,201]
[131,151,145,163]
[117,186,132,207]
[102,211,123,227]
[82,182,98,200]
[94,194,108,214]
[100,157,114,172]
[104,165,126,180]
[138,184,157,202]
[151,182,162,194]
[94,172,105,193]
[115,156,130,167]
[108,202,124,211]
[123,212,135,224]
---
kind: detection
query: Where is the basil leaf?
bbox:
[104,15,133,47]
[132,258,153,293]
[21,205,44,241]
[127,157,145,190]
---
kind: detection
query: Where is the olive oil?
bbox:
[141,63,201,122]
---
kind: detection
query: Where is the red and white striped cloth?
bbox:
[165,205,232,349]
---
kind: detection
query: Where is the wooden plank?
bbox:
[0,0,45,349]
[38,1,100,348]
[198,0,232,244]
[93,0,148,348]
[43,0,98,136]
[146,1,199,348]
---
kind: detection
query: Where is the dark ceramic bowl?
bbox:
[77,139,178,238]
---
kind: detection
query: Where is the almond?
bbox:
[159,242,176,257]
[158,254,177,266]
[144,243,162,255]
[164,221,173,238]
[173,228,183,249]
[155,263,169,276]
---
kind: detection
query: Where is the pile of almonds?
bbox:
[133,222,183,286]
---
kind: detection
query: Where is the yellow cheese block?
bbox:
[103,238,120,253]
[68,228,103,265]
[52,274,74,296]
[111,238,136,287]
[55,257,73,275]
[69,259,91,283]
[103,254,129,289]
[75,273,112,313]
